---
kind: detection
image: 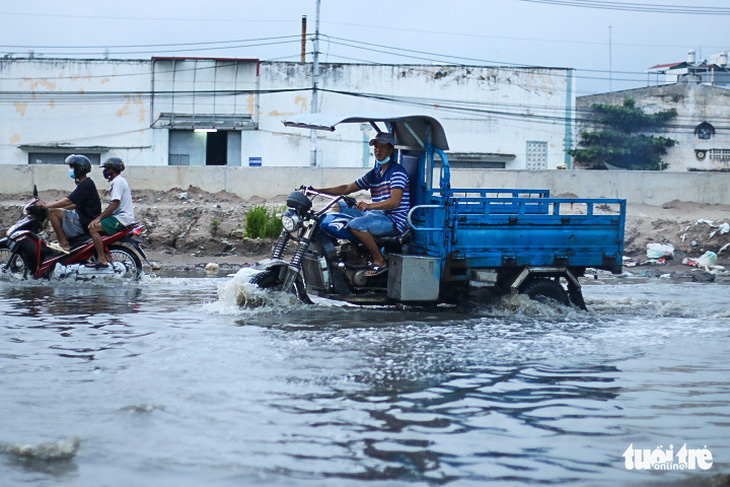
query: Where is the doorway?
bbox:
[206,131,227,166]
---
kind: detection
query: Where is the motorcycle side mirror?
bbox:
[33,185,38,198]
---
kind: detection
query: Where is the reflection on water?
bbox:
[0,276,728,486]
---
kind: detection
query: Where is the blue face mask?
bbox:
[69,168,76,179]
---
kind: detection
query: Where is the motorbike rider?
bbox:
[87,157,135,268]
[38,155,102,253]
[313,132,410,276]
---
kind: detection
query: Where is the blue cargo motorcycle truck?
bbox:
[248,115,625,309]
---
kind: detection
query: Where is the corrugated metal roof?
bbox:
[648,62,685,71]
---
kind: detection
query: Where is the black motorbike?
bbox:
[0,187,148,280]
[249,187,412,305]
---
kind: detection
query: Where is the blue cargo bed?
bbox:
[408,193,626,273]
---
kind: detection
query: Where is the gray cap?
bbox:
[369,132,395,146]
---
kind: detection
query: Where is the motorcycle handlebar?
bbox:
[298,186,354,207]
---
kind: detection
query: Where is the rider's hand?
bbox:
[357,201,370,211]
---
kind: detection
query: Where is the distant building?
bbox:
[648,49,730,87]
[0,57,575,169]
[576,50,730,171]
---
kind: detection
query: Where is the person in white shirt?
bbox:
[86,157,135,268]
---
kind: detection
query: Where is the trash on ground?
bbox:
[710,222,730,239]
[696,251,718,270]
[683,251,723,273]
[647,242,674,259]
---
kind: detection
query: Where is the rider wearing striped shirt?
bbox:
[313,132,410,276]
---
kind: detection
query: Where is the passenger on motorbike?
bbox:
[38,155,102,253]
[313,133,410,276]
[86,157,135,268]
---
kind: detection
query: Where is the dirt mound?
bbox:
[1,188,729,269]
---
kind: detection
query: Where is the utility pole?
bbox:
[301,16,307,62]
[310,0,321,167]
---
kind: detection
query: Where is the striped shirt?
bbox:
[355,158,410,233]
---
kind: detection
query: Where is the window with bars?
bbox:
[709,149,730,162]
[526,141,548,170]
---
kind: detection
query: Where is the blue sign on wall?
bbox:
[248,157,262,167]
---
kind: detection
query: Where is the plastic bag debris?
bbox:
[696,251,718,269]
[709,222,730,239]
[647,243,674,259]
[683,251,719,271]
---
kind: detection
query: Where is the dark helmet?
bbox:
[65,154,92,178]
[102,157,125,173]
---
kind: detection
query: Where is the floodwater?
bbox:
[0,270,728,487]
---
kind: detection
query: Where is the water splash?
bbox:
[120,403,166,414]
[1,438,80,461]
[207,267,301,314]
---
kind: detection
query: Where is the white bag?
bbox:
[646,243,674,259]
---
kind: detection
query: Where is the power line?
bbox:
[519,0,730,14]
[325,35,666,79]
[323,20,725,51]
[0,39,301,57]
[0,10,301,23]
[0,35,302,51]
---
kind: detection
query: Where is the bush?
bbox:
[244,205,283,239]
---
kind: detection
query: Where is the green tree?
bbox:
[569,98,677,170]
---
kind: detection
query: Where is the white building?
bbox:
[0,57,575,169]
[648,49,730,87]
[577,50,730,172]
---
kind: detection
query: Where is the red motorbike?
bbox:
[0,187,147,280]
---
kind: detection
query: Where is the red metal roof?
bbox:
[648,62,684,70]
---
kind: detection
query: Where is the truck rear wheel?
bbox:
[520,278,570,306]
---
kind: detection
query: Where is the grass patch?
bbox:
[244,205,283,239]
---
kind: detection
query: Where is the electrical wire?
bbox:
[0,10,301,23]
[519,0,730,15]
[0,35,302,51]
[0,30,701,94]
[0,39,302,57]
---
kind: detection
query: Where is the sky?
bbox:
[1,0,729,96]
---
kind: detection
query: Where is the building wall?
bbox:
[1,58,574,170]
[0,58,154,165]
[1,164,728,206]
[254,63,575,169]
[577,82,730,171]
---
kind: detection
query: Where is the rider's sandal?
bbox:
[364,263,388,277]
[85,262,109,269]
[47,242,70,254]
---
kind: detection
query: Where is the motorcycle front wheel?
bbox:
[108,244,143,280]
[0,249,30,278]
[250,267,312,304]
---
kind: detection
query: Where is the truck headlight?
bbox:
[281,211,301,232]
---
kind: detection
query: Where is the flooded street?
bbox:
[0,273,728,486]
